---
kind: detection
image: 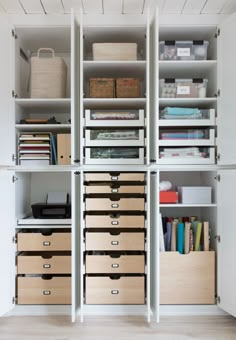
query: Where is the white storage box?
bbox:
[159,147,215,165]
[30,48,67,98]
[159,40,209,60]
[85,129,144,147]
[92,43,137,61]
[159,109,216,127]
[159,78,208,98]
[85,147,144,165]
[85,109,144,127]
[177,186,212,204]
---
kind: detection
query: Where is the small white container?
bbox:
[92,43,137,61]
[177,186,212,204]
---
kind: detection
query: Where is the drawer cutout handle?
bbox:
[111,290,119,295]
[111,241,119,246]
[111,188,118,193]
[43,290,51,296]
[111,221,119,225]
[111,204,119,208]
[43,264,51,269]
[112,263,119,268]
[111,176,118,181]
[43,241,51,246]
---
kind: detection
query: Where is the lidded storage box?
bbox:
[89,78,114,98]
[159,78,208,98]
[116,78,140,98]
[159,40,209,60]
[30,48,67,98]
[92,43,137,61]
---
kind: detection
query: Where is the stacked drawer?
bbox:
[16,229,71,305]
[84,172,146,305]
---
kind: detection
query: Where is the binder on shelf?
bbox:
[171,221,177,251]
[184,222,191,254]
[194,222,202,251]
[203,221,209,251]
[177,222,184,254]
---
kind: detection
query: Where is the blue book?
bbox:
[50,134,57,165]
[166,222,172,251]
[177,222,184,254]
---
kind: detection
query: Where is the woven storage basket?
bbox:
[30,48,67,98]
[116,78,140,98]
[89,78,114,98]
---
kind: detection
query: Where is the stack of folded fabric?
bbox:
[160,107,202,119]
[160,147,207,159]
[160,130,204,140]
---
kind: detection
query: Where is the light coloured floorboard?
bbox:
[0,316,236,340]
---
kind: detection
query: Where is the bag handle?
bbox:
[37,48,55,58]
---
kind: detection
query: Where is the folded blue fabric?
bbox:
[163,107,200,115]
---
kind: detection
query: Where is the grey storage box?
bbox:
[30,48,67,98]
[178,186,212,204]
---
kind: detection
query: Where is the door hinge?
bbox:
[217,89,220,97]
[216,296,221,304]
[12,154,17,162]
[74,171,80,176]
[216,153,220,161]
[12,235,17,244]
[12,90,17,98]
[12,29,18,39]
[12,296,17,304]
[214,174,221,182]
[215,235,221,243]
[215,28,220,38]
[12,176,18,183]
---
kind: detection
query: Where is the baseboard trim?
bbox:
[160,305,227,316]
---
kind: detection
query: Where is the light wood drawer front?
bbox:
[85,173,145,182]
[85,185,145,194]
[85,198,145,211]
[85,215,145,228]
[17,277,71,305]
[17,233,71,251]
[86,276,145,304]
[86,232,145,251]
[86,255,145,273]
[160,252,215,305]
[17,255,71,274]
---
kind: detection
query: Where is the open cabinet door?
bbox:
[71,11,82,165]
[0,171,15,316]
[218,170,236,317]
[218,13,236,165]
[0,19,15,165]
[148,6,159,164]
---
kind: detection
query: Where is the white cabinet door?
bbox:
[71,12,82,165]
[218,170,236,317]
[0,19,15,165]
[218,13,236,165]
[0,171,15,316]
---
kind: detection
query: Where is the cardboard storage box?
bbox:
[178,186,212,204]
[92,43,137,61]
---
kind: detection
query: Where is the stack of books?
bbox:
[18,133,51,165]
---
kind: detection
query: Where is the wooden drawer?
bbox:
[85,185,145,194]
[160,251,215,305]
[85,215,145,229]
[85,276,145,304]
[86,255,145,274]
[84,173,145,182]
[85,198,145,211]
[17,232,71,251]
[85,232,145,251]
[17,276,71,305]
[17,255,71,274]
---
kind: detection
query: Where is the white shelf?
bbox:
[83,98,146,109]
[15,98,71,112]
[159,120,215,127]
[159,98,217,107]
[83,60,146,75]
[15,124,71,131]
[160,203,217,208]
[17,217,72,225]
[159,60,217,77]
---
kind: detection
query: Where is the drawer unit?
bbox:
[86,254,145,274]
[85,109,144,127]
[85,172,145,182]
[17,276,71,305]
[85,129,144,147]
[85,215,145,229]
[85,198,145,211]
[85,232,145,251]
[85,185,145,194]
[85,147,144,165]
[17,232,71,251]
[17,254,71,274]
[85,276,145,304]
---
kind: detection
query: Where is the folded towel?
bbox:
[162,107,200,116]
[161,131,204,139]
[160,113,202,120]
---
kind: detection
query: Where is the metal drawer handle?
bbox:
[112,263,119,268]
[111,221,119,225]
[111,176,118,181]
[111,204,119,208]
[43,241,51,246]
[111,290,119,295]
[43,290,51,296]
[111,188,118,193]
[111,241,119,246]
[43,264,51,269]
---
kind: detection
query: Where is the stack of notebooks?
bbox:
[18,133,52,165]
[160,215,210,254]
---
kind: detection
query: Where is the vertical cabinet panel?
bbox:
[218,12,236,165]
[218,170,236,317]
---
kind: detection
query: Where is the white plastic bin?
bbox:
[177,186,212,204]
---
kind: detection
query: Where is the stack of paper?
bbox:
[18,133,51,165]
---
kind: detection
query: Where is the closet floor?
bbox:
[0,315,236,340]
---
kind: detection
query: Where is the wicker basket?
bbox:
[30,48,67,98]
[89,78,114,98]
[116,78,140,98]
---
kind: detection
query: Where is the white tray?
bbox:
[158,147,215,165]
[85,148,144,165]
[159,129,215,147]
[85,129,144,147]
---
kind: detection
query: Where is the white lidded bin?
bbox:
[92,43,137,61]
[30,48,67,98]
[177,186,212,204]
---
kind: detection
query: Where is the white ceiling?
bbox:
[0,0,235,15]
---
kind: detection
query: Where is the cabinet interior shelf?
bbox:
[159,98,217,107]
[83,98,146,109]
[160,203,217,208]
[17,217,72,225]
[83,60,146,73]
[15,124,71,131]
[159,60,217,76]
[15,98,71,112]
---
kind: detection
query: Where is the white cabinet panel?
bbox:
[218,12,236,165]
[41,0,64,14]
[103,0,123,14]
[182,0,206,14]
[62,0,83,13]
[143,0,165,14]
[82,0,103,14]
[20,0,45,13]
[0,171,15,316]
[123,0,144,14]
[162,0,186,14]
[218,170,236,317]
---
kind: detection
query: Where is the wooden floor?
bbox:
[0,316,236,340]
